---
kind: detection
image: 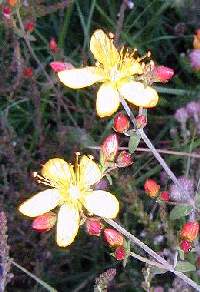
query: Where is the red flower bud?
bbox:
[50,61,74,72]
[32,212,56,232]
[116,151,133,167]
[86,217,103,237]
[23,67,33,78]
[3,6,11,19]
[144,179,160,198]
[49,38,58,53]
[180,240,192,253]
[7,0,17,6]
[101,134,118,162]
[113,112,130,133]
[103,228,124,247]
[180,221,199,242]
[25,21,35,32]
[136,115,147,128]
[160,191,170,202]
[114,246,126,260]
[153,65,174,83]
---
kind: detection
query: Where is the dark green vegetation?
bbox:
[1,0,200,291]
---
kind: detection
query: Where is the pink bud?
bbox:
[3,6,11,19]
[153,65,174,83]
[180,240,192,253]
[101,134,118,162]
[32,212,56,232]
[160,191,170,202]
[50,61,74,72]
[23,67,33,78]
[104,228,124,247]
[113,112,130,133]
[116,151,133,167]
[86,217,103,237]
[49,38,58,53]
[136,115,147,128]
[25,21,35,32]
[114,246,126,260]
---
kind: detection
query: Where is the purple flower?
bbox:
[169,176,194,202]
[186,101,200,117]
[189,49,200,70]
[174,107,188,124]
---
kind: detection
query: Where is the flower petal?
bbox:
[80,155,102,186]
[96,83,120,117]
[84,190,119,219]
[19,189,61,217]
[56,203,80,247]
[119,81,159,108]
[58,66,104,89]
[90,29,120,67]
[41,158,73,187]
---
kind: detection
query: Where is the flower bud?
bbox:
[7,0,17,6]
[85,217,103,237]
[180,221,199,242]
[160,191,170,202]
[136,115,147,128]
[116,151,133,167]
[23,67,33,78]
[152,65,174,83]
[25,21,35,32]
[103,228,124,247]
[101,134,118,162]
[180,240,192,253]
[114,246,126,260]
[3,6,11,19]
[49,38,58,53]
[113,112,130,133]
[144,179,160,198]
[50,61,74,72]
[193,29,200,49]
[32,212,56,232]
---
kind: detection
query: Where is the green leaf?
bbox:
[175,261,196,272]
[150,266,167,275]
[128,132,140,154]
[169,205,193,220]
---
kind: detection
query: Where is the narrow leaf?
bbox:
[128,132,140,154]
[175,261,196,272]
[169,205,193,220]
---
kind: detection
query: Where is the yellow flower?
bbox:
[58,29,158,117]
[19,155,119,247]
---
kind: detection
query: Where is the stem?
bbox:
[11,259,57,292]
[119,96,188,195]
[104,218,200,291]
[114,1,127,46]
[129,252,167,270]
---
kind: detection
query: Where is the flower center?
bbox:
[69,184,81,201]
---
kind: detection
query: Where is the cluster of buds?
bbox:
[144,179,170,202]
[85,218,126,261]
[100,133,133,169]
[179,221,199,253]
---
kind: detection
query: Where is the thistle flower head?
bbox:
[169,176,194,202]
[174,107,188,124]
[189,49,200,71]
[186,101,200,117]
